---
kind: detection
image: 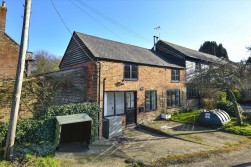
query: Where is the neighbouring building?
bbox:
[0,1,33,80]
[155,39,227,106]
[59,32,186,133]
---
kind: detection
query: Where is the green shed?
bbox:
[55,113,92,149]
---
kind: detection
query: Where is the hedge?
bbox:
[0,102,99,156]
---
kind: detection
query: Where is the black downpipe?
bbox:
[97,60,101,140]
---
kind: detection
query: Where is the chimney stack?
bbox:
[2,1,5,7]
[0,1,7,33]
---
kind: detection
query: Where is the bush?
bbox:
[231,89,242,102]
[217,101,235,116]
[218,91,227,102]
[14,142,56,159]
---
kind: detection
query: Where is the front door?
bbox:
[125,92,136,125]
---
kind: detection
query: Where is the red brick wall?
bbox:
[98,60,186,125]
[60,60,186,135]
[0,33,19,80]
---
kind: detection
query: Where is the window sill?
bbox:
[171,80,180,83]
[124,78,138,81]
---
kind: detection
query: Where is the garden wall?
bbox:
[0,67,87,122]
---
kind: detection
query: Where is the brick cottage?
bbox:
[60,32,186,131]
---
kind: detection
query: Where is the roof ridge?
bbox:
[75,31,152,51]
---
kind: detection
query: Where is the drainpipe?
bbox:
[97,60,101,140]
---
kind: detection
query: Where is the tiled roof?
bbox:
[159,40,227,64]
[75,32,183,68]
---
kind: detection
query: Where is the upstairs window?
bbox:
[171,69,180,82]
[124,64,138,80]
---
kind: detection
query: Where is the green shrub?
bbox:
[218,91,227,102]
[0,123,8,153]
[231,89,242,102]
[14,142,56,159]
[217,101,235,116]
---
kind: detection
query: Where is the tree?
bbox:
[246,46,251,64]
[32,50,62,75]
[188,60,251,125]
[199,41,228,59]
[246,57,251,64]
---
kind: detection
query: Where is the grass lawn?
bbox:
[170,110,201,124]
[171,111,251,137]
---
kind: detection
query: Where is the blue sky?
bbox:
[4,0,251,62]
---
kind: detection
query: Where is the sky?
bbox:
[3,0,251,62]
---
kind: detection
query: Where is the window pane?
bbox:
[171,69,180,81]
[130,93,135,108]
[145,91,151,110]
[126,93,130,108]
[167,90,171,107]
[177,70,180,81]
[131,71,138,79]
[171,91,175,107]
[115,92,124,115]
[124,65,130,78]
[172,69,175,75]
[151,91,157,109]
[175,90,180,106]
[132,65,138,72]
[104,92,114,116]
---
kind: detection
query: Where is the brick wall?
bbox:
[59,60,186,135]
[0,33,20,80]
[0,67,88,122]
[98,60,186,125]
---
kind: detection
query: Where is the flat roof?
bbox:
[56,113,92,125]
